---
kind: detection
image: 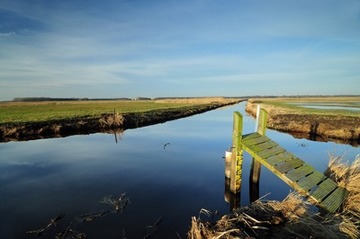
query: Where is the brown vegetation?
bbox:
[155,97,241,104]
[188,155,360,239]
[98,110,124,128]
[246,100,360,145]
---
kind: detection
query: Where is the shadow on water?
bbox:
[292,131,359,147]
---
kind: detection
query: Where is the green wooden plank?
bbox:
[309,178,338,202]
[297,171,326,191]
[319,187,348,213]
[275,158,304,174]
[285,164,315,182]
[249,141,278,153]
[242,133,262,140]
[256,146,285,159]
[243,133,271,142]
[266,152,293,166]
[242,136,269,146]
[275,151,295,161]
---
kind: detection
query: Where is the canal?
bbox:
[0,102,358,238]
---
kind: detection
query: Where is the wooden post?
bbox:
[230,111,243,193]
[249,106,268,201]
[257,108,267,136]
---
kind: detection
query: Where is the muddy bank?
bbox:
[246,101,360,146]
[0,102,239,143]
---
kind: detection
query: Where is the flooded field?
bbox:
[0,102,358,238]
[289,102,360,112]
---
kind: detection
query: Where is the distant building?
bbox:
[135,97,152,101]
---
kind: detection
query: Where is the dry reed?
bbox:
[325,153,360,238]
[99,111,124,128]
[188,154,360,239]
[155,97,237,104]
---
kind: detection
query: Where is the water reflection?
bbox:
[290,131,359,147]
[289,102,360,112]
[224,177,241,211]
[0,102,359,238]
[249,158,261,203]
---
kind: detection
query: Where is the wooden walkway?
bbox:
[228,108,348,213]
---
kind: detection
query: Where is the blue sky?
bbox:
[0,0,359,100]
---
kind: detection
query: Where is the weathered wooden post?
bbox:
[256,105,267,136]
[249,105,268,201]
[230,111,243,193]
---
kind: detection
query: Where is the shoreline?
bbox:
[0,101,240,143]
[246,100,360,146]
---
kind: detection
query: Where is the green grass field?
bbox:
[0,100,210,124]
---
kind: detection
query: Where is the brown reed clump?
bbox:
[188,154,360,239]
[324,153,360,238]
[325,154,360,208]
[188,193,353,239]
[99,111,124,128]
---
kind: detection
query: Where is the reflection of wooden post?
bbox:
[224,151,232,179]
[230,112,243,193]
[224,177,241,211]
[249,105,267,201]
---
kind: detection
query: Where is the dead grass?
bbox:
[99,111,124,128]
[155,97,240,104]
[188,155,360,239]
[325,154,360,238]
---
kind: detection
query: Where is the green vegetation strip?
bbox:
[0,101,206,124]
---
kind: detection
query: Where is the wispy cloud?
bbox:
[0,0,359,100]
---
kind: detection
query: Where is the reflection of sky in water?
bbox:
[0,102,359,238]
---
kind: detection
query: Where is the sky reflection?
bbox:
[0,102,358,238]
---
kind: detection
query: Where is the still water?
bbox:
[0,102,358,238]
[289,102,360,112]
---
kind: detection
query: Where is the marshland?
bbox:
[0,97,359,238]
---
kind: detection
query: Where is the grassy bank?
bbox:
[248,96,360,117]
[0,98,241,142]
[245,97,360,144]
[0,98,239,124]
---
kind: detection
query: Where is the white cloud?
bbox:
[0,32,16,37]
[0,0,359,100]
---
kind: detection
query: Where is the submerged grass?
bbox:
[188,155,360,239]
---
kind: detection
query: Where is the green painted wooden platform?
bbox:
[240,132,348,213]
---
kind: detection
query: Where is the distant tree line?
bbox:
[12,95,359,102]
[12,97,132,102]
